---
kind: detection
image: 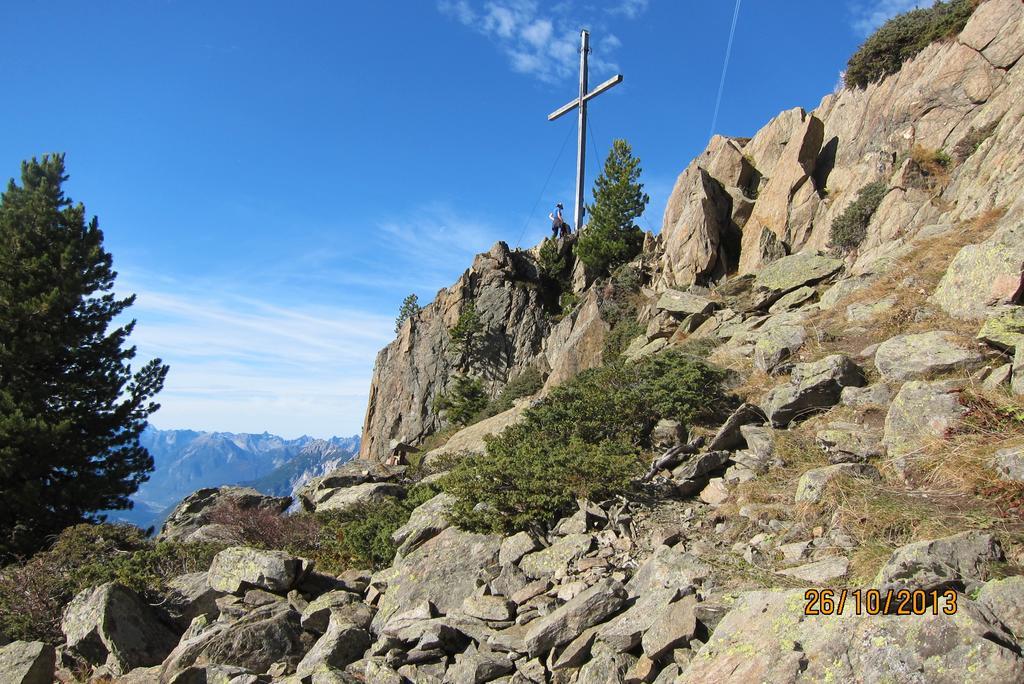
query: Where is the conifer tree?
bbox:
[574,139,649,276]
[395,293,422,333]
[0,155,168,558]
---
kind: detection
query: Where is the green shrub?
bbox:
[845,0,977,89]
[538,237,569,282]
[575,139,649,276]
[558,292,580,315]
[603,318,644,361]
[0,523,221,643]
[830,180,888,250]
[474,366,545,421]
[449,299,483,362]
[433,375,489,427]
[442,351,728,533]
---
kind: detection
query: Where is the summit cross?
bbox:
[548,29,623,233]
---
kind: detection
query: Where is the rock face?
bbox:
[62,583,179,676]
[359,241,551,462]
[874,531,1004,594]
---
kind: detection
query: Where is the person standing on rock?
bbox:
[549,202,570,238]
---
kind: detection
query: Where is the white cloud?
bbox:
[119,275,394,439]
[438,0,639,84]
[848,0,931,36]
[608,0,648,20]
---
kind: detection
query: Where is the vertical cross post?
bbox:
[573,30,589,234]
[548,31,622,233]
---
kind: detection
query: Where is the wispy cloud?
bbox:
[848,0,930,36]
[438,0,644,84]
[119,275,394,439]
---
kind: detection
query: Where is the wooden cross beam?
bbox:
[548,30,623,233]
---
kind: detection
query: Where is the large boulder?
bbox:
[519,534,593,579]
[763,355,866,427]
[523,578,627,656]
[794,464,882,504]
[543,288,611,391]
[207,547,310,595]
[164,572,222,630]
[749,253,843,308]
[753,325,807,373]
[977,307,1024,351]
[295,460,402,511]
[977,575,1024,640]
[0,641,55,684]
[159,601,311,680]
[294,614,371,678]
[391,492,454,557]
[308,482,406,513]
[62,582,178,676]
[371,527,501,632]
[883,380,966,461]
[874,531,1004,594]
[158,486,290,542]
[658,166,734,288]
[678,589,1024,683]
[626,545,711,599]
[874,331,988,382]
[932,218,1024,321]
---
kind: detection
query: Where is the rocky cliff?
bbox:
[360,0,1024,462]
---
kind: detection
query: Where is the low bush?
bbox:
[474,366,545,421]
[845,0,978,89]
[0,524,221,643]
[603,318,644,361]
[443,351,728,533]
[829,180,888,250]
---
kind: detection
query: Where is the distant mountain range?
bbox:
[106,427,359,530]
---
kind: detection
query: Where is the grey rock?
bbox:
[764,355,866,427]
[776,556,849,584]
[883,380,966,461]
[993,445,1024,481]
[874,331,988,382]
[295,616,371,678]
[672,450,730,486]
[815,423,884,463]
[795,464,881,503]
[840,383,891,407]
[62,582,178,676]
[707,403,768,451]
[445,649,515,684]
[577,649,637,684]
[462,595,516,622]
[679,589,1024,683]
[739,424,775,462]
[596,587,678,653]
[651,419,686,450]
[656,290,718,316]
[519,534,593,579]
[550,626,600,670]
[164,572,222,630]
[983,363,1014,390]
[641,595,698,661]
[161,602,311,679]
[372,527,501,633]
[300,590,365,634]
[312,482,405,513]
[875,531,1004,595]
[523,578,627,656]
[751,253,843,308]
[207,547,309,595]
[626,545,709,599]
[1014,346,1024,395]
[768,285,817,314]
[0,641,55,684]
[978,575,1024,641]
[753,325,807,374]
[977,307,1024,351]
[391,492,453,557]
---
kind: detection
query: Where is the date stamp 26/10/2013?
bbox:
[804,588,958,616]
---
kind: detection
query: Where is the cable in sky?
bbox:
[708,0,742,142]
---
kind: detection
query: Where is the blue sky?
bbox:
[0,0,930,438]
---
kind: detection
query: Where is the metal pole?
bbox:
[573,30,589,232]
